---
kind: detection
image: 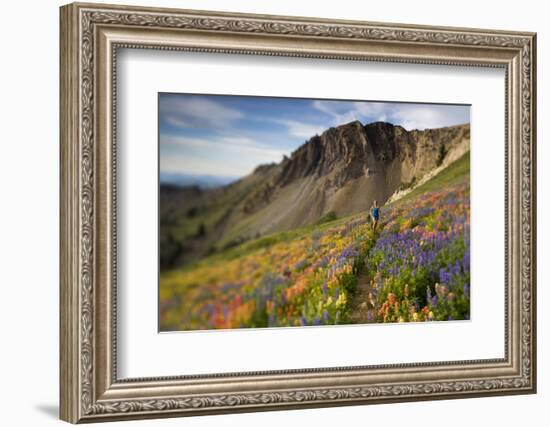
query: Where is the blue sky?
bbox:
[159,93,470,179]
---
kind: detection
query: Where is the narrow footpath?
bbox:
[349,227,381,324]
[349,269,377,323]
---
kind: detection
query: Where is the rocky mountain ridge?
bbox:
[236,120,469,222]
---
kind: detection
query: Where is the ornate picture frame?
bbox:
[60,2,536,423]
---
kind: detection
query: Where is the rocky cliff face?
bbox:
[235,121,469,229]
[160,120,470,266]
[281,120,469,186]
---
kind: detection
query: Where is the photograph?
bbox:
[158,94,471,331]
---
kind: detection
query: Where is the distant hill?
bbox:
[160,172,238,189]
[160,120,470,269]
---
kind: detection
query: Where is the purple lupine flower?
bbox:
[453,260,461,277]
[463,250,470,272]
[463,282,470,298]
[439,268,451,284]
[294,258,308,271]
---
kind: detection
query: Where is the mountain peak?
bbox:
[267,121,469,201]
[365,120,401,129]
[324,119,364,134]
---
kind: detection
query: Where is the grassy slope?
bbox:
[170,210,366,275]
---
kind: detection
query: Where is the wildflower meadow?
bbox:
[160,179,471,331]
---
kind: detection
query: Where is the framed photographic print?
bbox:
[158,93,472,331]
[59,2,537,423]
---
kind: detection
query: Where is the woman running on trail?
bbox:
[370,200,380,232]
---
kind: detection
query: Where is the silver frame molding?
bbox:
[60,2,537,423]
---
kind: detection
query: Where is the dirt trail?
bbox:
[349,269,377,323]
[348,226,381,324]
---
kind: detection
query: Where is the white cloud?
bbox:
[160,134,287,177]
[392,107,443,131]
[161,154,246,177]
[385,103,469,130]
[351,102,389,121]
[312,99,469,131]
[312,100,389,126]
[312,100,359,125]
[161,134,286,157]
[273,119,327,140]
[160,96,243,130]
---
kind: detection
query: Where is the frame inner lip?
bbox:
[108,41,512,383]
